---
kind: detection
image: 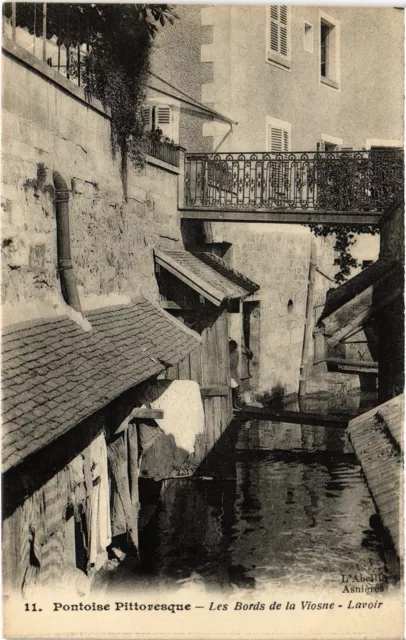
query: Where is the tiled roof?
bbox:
[192,252,259,295]
[348,394,404,559]
[154,250,259,305]
[2,299,200,473]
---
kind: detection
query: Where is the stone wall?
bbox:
[212,222,372,397]
[213,224,316,395]
[2,39,184,323]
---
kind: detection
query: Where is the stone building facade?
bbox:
[147,5,403,396]
[150,6,404,152]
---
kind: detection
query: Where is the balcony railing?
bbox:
[184,149,404,213]
[145,137,181,168]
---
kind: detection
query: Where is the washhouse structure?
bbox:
[1,4,404,598]
[1,28,258,595]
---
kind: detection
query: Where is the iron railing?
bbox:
[184,149,404,212]
[145,138,181,168]
[3,3,87,87]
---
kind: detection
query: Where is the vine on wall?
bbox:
[4,3,177,193]
[308,223,380,284]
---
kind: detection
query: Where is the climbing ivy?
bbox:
[308,223,379,284]
[3,3,177,189]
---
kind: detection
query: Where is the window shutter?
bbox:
[280,7,288,57]
[269,127,282,152]
[156,105,173,139]
[270,6,279,53]
[269,6,289,58]
[268,125,290,152]
[157,106,171,125]
[142,107,152,131]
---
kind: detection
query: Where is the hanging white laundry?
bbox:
[150,380,205,454]
[89,433,111,566]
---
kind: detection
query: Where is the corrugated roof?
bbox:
[2,298,200,473]
[154,250,259,305]
[347,394,404,560]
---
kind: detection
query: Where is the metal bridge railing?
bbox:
[184,149,404,213]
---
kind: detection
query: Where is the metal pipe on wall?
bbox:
[42,3,47,61]
[53,171,82,313]
[298,238,317,398]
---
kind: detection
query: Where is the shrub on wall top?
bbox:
[3,3,177,189]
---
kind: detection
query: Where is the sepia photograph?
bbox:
[1,2,404,638]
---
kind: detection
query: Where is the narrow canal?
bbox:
[102,418,392,595]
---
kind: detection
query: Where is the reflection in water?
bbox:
[284,390,378,417]
[124,421,388,594]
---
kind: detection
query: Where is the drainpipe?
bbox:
[53,171,82,313]
[298,238,316,398]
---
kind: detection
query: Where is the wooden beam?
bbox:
[160,300,192,311]
[326,358,378,369]
[130,408,164,420]
[114,408,164,434]
[325,285,403,347]
[180,209,382,226]
[234,406,353,428]
[326,358,378,375]
[200,386,229,397]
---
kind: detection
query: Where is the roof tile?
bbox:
[3,299,200,472]
[155,250,259,302]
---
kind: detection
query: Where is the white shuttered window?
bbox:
[266,117,291,153]
[268,6,291,69]
[142,104,174,140]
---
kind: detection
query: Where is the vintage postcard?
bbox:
[1,2,404,639]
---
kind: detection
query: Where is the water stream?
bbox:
[109,418,391,596]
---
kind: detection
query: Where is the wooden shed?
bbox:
[154,249,259,466]
[2,298,201,595]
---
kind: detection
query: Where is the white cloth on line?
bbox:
[150,380,205,454]
[89,433,111,565]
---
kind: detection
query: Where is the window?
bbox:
[323,142,337,152]
[143,104,174,140]
[266,117,292,200]
[266,117,291,152]
[319,133,343,152]
[320,22,330,78]
[143,97,181,143]
[304,22,313,53]
[267,6,291,70]
[319,11,340,90]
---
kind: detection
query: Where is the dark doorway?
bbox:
[242,301,261,390]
